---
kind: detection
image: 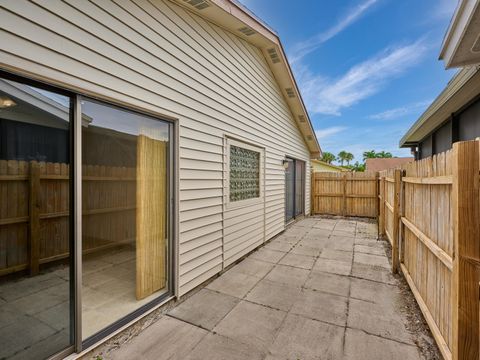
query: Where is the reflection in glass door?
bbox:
[0,77,73,359]
[285,158,305,223]
[80,99,171,341]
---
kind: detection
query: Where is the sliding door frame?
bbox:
[285,156,306,224]
[0,69,177,358]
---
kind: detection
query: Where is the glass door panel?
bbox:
[80,99,170,340]
[0,78,73,359]
[285,159,295,222]
[295,160,305,217]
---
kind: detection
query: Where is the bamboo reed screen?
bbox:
[135,135,167,300]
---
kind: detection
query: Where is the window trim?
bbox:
[225,138,264,209]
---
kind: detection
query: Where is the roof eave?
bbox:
[169,0,321,158]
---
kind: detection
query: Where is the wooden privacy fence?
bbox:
[0,159,136,277]
[311,171,378,218]
[378,140,480,360]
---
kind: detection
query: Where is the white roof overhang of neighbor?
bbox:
[440,0,480,68]
[399,65,480,147]
[169,0,322,158]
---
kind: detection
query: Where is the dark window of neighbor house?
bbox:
[458,99,480,141]
[433,120,452,154]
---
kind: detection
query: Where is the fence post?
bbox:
[451,140,480,360]
[378,176,385,238]
[392,169,402,274]
[28,160,40,276]
[399,169,406,265]
[342,173,347,216]
[311,170,315,215]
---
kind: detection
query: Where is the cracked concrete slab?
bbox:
[312,258,352,276]
[304,272,350,297]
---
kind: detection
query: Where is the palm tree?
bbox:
[345,152,354,165]
[362,150,376,162]
[376,151,393,158]
[337,151,348,166]
[320,151,336,164]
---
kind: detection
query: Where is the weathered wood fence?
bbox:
[0,160,136,276]
[311,171,378,218]
[378,140,480,360]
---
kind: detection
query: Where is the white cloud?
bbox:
[369,100,432,120]
[315,126,348,140]
[433,0,458,20]
[290,0,379,64]
[297,40,430,116]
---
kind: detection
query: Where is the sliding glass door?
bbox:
[0,77,73,359]
[0,73,174,358]
[285,158,305,223]
[80,99,171,342]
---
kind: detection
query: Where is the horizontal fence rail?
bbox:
[311,172,378,218]
[0,160,136,276]
[378,139,480,360]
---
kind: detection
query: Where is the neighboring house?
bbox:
[365,157,414,172]
[401,0,480,158]
[311,159,347,172]
[0,1,320,359]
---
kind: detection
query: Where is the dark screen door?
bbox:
[285,158,305,222]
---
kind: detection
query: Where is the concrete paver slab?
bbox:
[267,313,343,360]
[214,301,286,353]
[185,333,264,360]
[348,298,414,345]
[344,328,421,360]
[291,289,348,326]
[278,253,316,270]
[264,264,310,287]
[312,258,352,276]
[304,272,350,297]
[246,279,302,311]
[206,271,260,299]
[112,316,207,360]
[249,247,285,264]
[168,289,239,330]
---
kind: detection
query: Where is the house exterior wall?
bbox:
[311,160,343,172]
[0,0,311,295]
[417,97,480,159]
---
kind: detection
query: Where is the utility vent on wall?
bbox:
[298,115,306,123]
[267,48,281,64]
[182,0,210,10]
[285,88,295,98]
[238,26,256,36]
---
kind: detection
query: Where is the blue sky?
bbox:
[239,0,458,164]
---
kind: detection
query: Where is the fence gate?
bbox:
[311,172,378,218]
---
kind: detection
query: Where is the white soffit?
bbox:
[440,0,480,68]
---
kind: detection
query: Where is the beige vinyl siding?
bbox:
[0,0,311,296]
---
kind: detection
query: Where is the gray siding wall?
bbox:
[0,0,311,295]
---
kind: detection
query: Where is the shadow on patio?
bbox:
[97,217,438,360]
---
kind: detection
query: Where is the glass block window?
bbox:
[229,145,260,202]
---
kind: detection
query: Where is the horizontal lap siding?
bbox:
[0,0,311,296]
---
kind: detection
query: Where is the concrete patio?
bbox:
[106,217,430,360]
